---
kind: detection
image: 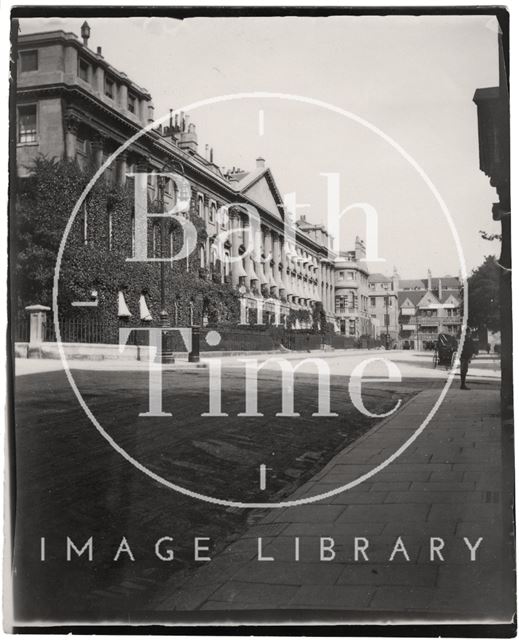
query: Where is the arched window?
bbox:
[211,244,218,266]
[200,245,206,269]
[198,195,204,218]
[209,202,216,223]
[169,229,174,268]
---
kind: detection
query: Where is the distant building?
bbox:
[333,237,372,337]
[397,270,462,349]
[368,270,399,344]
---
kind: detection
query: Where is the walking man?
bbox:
[460,332,476,390]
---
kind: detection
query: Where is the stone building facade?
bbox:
[367,271,399,344]
[333,237,372,337]
[397,271,462,350]
[15,24,336,332]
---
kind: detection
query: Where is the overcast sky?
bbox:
[19,14,501,278]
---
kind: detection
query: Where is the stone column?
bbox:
[230,211,247,287]
[273,232,285,298]
[92,134,104,170]
[64,113,79,161]
[96,65,105,95]
[116,151,128,186]
[243,220,259,292]
[120,83,128,110]
[258,227,269,296]
[264,228,277,296]
[26,304,50,358]
[64,45,78,77]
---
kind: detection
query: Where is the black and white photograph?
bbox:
[4,3,514,634]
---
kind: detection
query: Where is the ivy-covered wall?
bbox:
[15,158,240,342]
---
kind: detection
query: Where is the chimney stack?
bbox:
[427,268,432,291]
[210,147,214,163]
[96,46,102,56]
[178,123,198,154]
[392,266,399,292]
[147,103,155,125]
[256,156,265,169]
[81,21,91,47]
[355,236,366,260]
[438,278,443,300]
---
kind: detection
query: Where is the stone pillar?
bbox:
[64,113,79,161]
[116,151,128,186]
[273,233,285,298]
[92,134,104,170]
[257,227,269,296]
[119,83,128,110]
[26,305,50,358]
[327,266,332,311]
[230,211,247,287]
[264,228,277,296]
[64,45,78,77]
[243,220,259,292]
[96,65,105,95]
[188,325,200,363]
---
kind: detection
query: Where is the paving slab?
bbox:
[151,387,514,623]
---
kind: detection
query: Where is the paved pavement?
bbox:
[153,386,513,622]
[15,349,500,382]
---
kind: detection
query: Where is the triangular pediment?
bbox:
[238,169,284,221]
[401,297,414,308]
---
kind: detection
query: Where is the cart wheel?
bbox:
[432,352,438,368]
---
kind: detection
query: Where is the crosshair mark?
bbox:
[205,330,221,347]
[259,463,271,491]
[71,300,98,307]
[258,109,264,136]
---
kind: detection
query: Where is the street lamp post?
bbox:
[384,294,390,350]
[156,171,175,364]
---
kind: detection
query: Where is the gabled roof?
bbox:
[399,276,460,291]
[417,290,440,307]
[398,291,424,307]
[441,293,461,305]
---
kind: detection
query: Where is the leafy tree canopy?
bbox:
[467,255,500,333]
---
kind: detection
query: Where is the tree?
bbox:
[467,255,501,335]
